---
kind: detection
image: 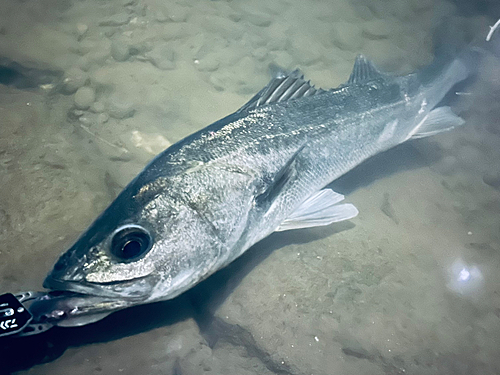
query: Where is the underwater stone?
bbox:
[75,23,88,40]
[154,11,168,23]
[290,35,322,65]
[72,109,84,117]
[483,172,500,190]
[108,95,135,119]
[202,15,243,40]
[271,50,294,70]
[165,4,188,22]
[332,22,363,51]
[194,54,219,72]
[362,20,392,39]
[74,86,95,109]
[111,40,130,62]
[209,72,231,92]
[97,113,110,124]
[61,67,88,94]
[251,47,267,61]
[147,43,176,70]
[99,13,130,26]
[91,101,105,113]
[245,11,272,27]
[79,116,94,126]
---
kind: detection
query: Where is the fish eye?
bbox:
[110,225,152,261]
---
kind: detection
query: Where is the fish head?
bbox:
[43,175,214,304]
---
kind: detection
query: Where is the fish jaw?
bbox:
[28,291,135,328]
[43,273,156,300]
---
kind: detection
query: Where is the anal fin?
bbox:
[410,106,465,140]
[276,189,358,232]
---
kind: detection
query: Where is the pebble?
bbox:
[194,54,219,72]
[209,74,226,91]
[202,15,243,40]
[75,23,88,40]
[61,67,88,94]
[483,172,500,190]
[147,43,176,70]
[99,13,130,26]
[155,11,168,23]
[362,20,392,39]
[290,35,322,65]
[91,67,114,91]
[267,28,287,50]
[270,50,294,70]
[245,11,272,27]
[252,47,268,61]
[228,13,242,22]
[111,40,130,62]
[72,109,85,117]
[97,113,110,124]
[353,4,374,20]
[79,116,94,126]
[332,22,363,51]
[165,4,188,22]
[74,86,96,110]
[91,101,105,113]
[108,95,135,119]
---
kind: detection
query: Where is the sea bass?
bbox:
[40,52,476,326]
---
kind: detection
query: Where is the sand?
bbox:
[0,0,499,374]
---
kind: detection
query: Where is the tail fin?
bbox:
[416,54,471,111]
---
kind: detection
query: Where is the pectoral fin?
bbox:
[276,189,358,232]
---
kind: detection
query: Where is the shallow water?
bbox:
[1,0,500,374]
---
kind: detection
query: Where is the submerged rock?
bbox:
[108,95,135,119]
[74,86,95,109]
[97,113,110,124]
[111,41,130,62]
[194,54,219,72]
[75,23,88,40]
[99,14,130,26]
[61,67,88,94]
[245,11,272,27]
[146,43,176,70]
[483,172,500,190]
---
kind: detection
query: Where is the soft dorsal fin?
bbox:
[347,55,386,84]
[238,68,326,112]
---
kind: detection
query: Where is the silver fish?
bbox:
[41,52,477,326]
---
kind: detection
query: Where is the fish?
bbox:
[38,50,479,326]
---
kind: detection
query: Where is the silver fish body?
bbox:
[42,53,475,325]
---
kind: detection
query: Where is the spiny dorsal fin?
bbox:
[238,68,326,112]
[347,55,386,84]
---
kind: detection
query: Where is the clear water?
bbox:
[1,0,500,374]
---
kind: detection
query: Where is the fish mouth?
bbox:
[43,274,152,300]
